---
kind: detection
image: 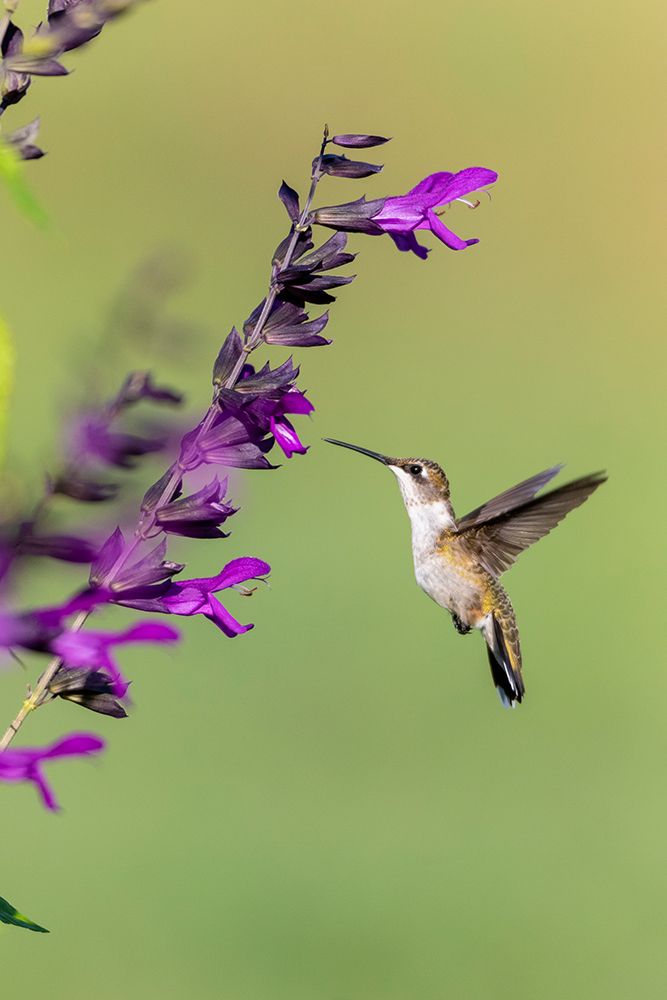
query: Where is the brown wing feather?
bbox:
[457,465,563,530]
[457,472,607,577]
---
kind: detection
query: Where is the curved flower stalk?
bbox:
[0,126,498,811]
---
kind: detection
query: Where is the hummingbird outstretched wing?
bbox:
[456,465,563,529]
[455,471,607,577]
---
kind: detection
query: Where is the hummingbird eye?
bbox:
[408,464,423,477]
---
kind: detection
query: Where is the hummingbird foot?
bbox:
[451,614,471,636]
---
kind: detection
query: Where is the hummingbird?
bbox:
[325,439,606,707]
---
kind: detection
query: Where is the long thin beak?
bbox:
[323,438,390,464]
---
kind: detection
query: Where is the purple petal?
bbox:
[32,769,58,811]
[433,167,498,204]
[279,390,315,416]
[41,733,106,760]
[54,623,179,697]
[402,171,456,204]
[401,168,496,208]
[33,588,110,630]
[0,612,23,648]
[186,557,271,593]
[425,209,479,251]
[388,232,430,260]
[53,631,111,668]
[53,632,125,696]
[271,416,308,458]
[370,209,419,233]
[205,594,254,637]
[374,168,497,230]
[113,622,180,645]
[162,586,208,616]
[374,174,456,228]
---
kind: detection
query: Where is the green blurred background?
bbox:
[1,0,665,996]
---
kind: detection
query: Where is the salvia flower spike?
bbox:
[0,126,498,812]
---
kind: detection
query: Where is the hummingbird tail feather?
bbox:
[484,613,524,708]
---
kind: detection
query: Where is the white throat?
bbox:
[406,500,455,555]
[390,467,455,559]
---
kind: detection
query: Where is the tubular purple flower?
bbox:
[116,557,271,638]
[371,168,498,258]
[243,387,314,459]
[314,167,498,259]
[0,733,105,811]
[53,622,180,698]
[270,416,306,458]
[269,390,315,458]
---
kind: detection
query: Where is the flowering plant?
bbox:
[0,123,496,929]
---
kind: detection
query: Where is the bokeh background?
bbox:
[1,1,665,997]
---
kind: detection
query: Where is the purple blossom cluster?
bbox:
[0,127,497,811]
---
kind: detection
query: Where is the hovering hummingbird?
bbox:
[325,439,606,707]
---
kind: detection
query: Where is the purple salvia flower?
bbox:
[116,557,271,637]
[53,621,180,698]
[314,167,498,259]
[0,733,105,811]
[372,168,498,258]
[267,389,314,458]
[155,477,238,538]
[226,366,315,460]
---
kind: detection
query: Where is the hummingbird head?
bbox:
[324,439,451,510]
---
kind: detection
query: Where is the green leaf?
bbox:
[0,315,12,465]
[0,139,49,227]
[0,895,49,933]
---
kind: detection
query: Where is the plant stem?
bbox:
[223,125,329,386]
[0,126,330,751]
